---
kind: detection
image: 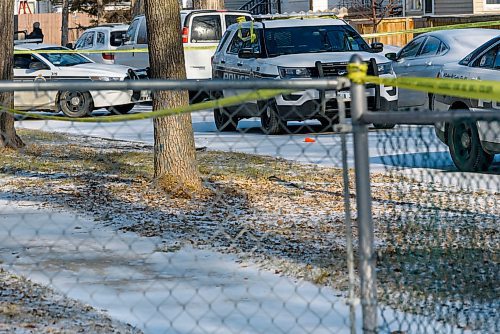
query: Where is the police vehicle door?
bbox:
[392,36,425,108]
[222,28,253,97]
[469,41,500,144]
[14,54,54,109]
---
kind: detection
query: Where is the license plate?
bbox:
[337,91,351,101]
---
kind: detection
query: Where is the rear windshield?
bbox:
[110,31,126,47]
[264,25,370,57]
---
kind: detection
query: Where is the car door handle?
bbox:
[426,61,432,66]
[220,60,225,64]
[237,62,243,66]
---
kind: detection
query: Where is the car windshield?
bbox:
[264,25,370,57]
[37,48,93,66]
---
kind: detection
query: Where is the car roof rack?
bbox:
[253,11,340,21]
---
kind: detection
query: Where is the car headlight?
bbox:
[377,62,393,75]
[90,76,122,81]
[279,67,312,79]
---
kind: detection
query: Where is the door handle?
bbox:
[237,62,243,67]
[426,61,432,66]
[220,60,226,64]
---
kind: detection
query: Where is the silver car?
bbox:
[434,36,500,172]
[386,29,500,109]
[72,24,129,64]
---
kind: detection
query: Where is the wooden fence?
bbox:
[349,14,500,47]
[15,12,500,47]
[16,13,95,45]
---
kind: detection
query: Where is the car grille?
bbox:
[314,60,377,78]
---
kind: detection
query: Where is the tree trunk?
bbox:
[97,0,104,25]
[61,0,70,46]
[131,0,145,17]
[144,0,202,197]
[192,0,225,10]
[371,0,377,33]
[0,1,23,149]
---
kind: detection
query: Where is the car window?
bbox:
[217,30,232,52]
[399,37,425,59]
[264,25,369,57]
[75,32,94,49]
[191,15,222,43]
[474,44,500,69]
[225,15,250,29]
[110,31,126,47]
[137,19,148,44]
[14,54,34,69]
[228,28,247,54]
[37,48,92,67]
[96,32,105,46]
[494,49,500,70]
[75,33,88,49]
[126,18,140,43]
[419,36,441,57]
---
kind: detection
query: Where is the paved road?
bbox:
[16,105,500,191]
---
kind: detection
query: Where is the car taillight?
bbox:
[182,27,189,43]
[102,53,114,61]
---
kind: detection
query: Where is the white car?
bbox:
[114,10,252,79]
[14,44,149,117]
[211,18,398,134]
[434,35,500,172]
[71,24,129,64]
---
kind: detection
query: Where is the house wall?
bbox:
[474,0,500,14]
[434,0,473,15]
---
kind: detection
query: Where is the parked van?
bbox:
[71,24,129,64]
[114,10,252,79]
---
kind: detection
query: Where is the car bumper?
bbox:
[274,82,398,121]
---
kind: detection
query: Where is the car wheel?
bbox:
[318,115,339,131]
[214,107,238,132]
[107,104,135,114]
[260,99,285,135]
[58,91,93,118]
[448,121,493,172]
[373,123,395,129]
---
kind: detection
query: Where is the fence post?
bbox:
[349,54,377,333]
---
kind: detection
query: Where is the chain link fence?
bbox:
[0,71,498,333]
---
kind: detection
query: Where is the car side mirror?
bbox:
[371,42,384,53]
[385,52,398,61]
[122,34,131,45]
[238,48,257,59]
[29,61,48,71]
[65,43,73,49]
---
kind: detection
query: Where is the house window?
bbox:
[484,0,500,10]
[406,0,422,11]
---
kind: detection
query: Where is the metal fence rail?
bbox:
[0,68,498,333]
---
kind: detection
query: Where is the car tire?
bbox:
[214,107,238,132]
[448,121,494,172]
[260,99,285,135]
[58,91,93,118]
[107,104,135,114]
[318,115,339,132]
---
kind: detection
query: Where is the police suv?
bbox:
[211,16,398,134]
[434,35,500,172]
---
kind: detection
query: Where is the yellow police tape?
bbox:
[361,19,500,38]
[13,45,217,55]
[5,88,289,123]
[347,63,500,102]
